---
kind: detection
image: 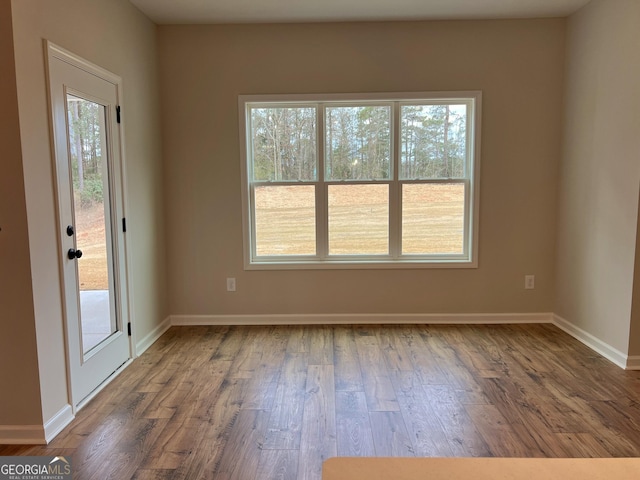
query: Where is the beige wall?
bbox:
[0,0,42,426]
[630,191,640,356]
[10,0,167,425]
[159,20,565,316]
[556,0,640,355]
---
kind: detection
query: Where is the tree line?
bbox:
[67,97,106,205]
[250,104,467,182]
[401,104,466,179]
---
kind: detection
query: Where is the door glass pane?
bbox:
[328,184,389,255]
[67,94,117,354]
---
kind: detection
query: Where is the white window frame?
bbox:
[238,91,482,270]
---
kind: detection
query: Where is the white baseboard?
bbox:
[136,317,172,356]
[171,312,554,326]
[44,404,74,443]
[552,314,628,369]
[0,425,46,445]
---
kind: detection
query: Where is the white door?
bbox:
[47,43,131,407]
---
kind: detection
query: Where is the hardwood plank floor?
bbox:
[3,324,640,479]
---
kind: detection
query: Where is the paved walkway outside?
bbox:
[80,290,112,352]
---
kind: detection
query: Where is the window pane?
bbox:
[325,106,390,180]
[402,183,464,254]
[400,104,467,179]
[255,185,316,255]
[250,107,316,181]
[328,184,388,255]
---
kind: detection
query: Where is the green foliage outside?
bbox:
[400,104,467,179]
[72,171,104,206]
[251,107,317,181]
[325,105,390,181]
[67,96,106,206]
[250,103,467,182]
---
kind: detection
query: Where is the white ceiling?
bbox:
[130,0,592,25]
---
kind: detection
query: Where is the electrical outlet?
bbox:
[524,275,535,290]
[226,277,236,292]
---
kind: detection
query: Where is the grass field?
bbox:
[77,184,465,286]
[255,183,465,256]
[75,201,110,290]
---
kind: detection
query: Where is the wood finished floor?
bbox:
[3,324,640,479]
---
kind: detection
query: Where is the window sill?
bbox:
[245,258,478,270]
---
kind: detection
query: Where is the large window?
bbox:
[239,92,481,269]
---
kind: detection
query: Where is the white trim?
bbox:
[136,317,172,356]
[0,425,46,445]
[246,259,480,270]
[46,41,121,85]
[44,404,74,443]
[240,91,484,104]
[551,314,628,369]
[470,93,482,267]
[43,39,75,417]
[171,312,553,326]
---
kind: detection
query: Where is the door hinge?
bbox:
[122,217,127,233]
[127,322,132,336]
[116,105,121,124]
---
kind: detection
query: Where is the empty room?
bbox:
[2,0,640,478]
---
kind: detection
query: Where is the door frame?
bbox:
[44,40,135,411]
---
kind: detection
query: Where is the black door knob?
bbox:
[67,248,83,260]
[66,225,75,236]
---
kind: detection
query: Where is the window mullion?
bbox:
[389,102,401,259]
[316,103,328,260]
